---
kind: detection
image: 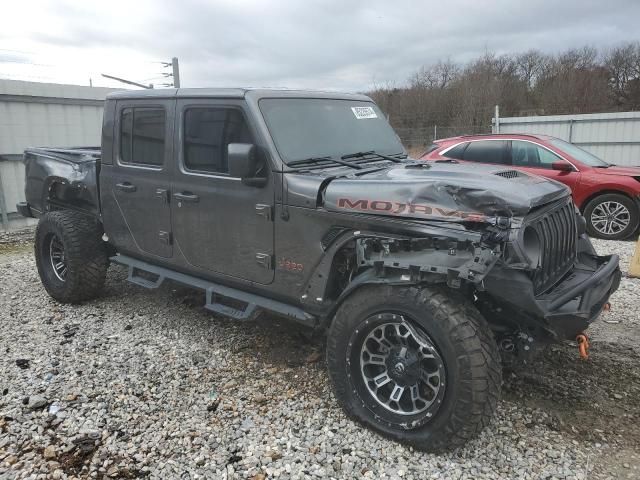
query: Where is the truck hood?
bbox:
[319,162,570,222]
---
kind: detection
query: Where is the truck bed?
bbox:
[19,147,102,218]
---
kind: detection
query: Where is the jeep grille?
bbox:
[528,199,578,294]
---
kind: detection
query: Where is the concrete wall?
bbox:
[0,79,119,230]
[494,111,640,167]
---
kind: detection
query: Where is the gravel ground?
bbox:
[0,228,638,479]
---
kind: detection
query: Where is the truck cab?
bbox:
[100,89,276,286]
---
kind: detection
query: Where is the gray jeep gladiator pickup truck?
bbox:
[17,88,621,451]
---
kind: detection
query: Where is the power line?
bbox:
[0,59,54,67]
[101,74,153,89]
[0,48,35,55]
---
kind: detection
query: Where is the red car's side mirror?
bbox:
[551,161,574,172]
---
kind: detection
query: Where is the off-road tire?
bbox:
[327,285,501,452]
[35,211,109,303]
[583,193,639,240]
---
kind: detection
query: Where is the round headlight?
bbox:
[523,226,541,267]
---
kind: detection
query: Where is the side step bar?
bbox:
[110,254,317,328]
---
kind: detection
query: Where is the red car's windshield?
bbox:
[548,139,610,167]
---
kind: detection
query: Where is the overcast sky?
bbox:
[1,0,640,92]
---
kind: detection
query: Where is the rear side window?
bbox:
[461,140,509,165]
[443,143,468,160]
[120,107,166,166]
[183,108,252,174]
[422,143,440,155]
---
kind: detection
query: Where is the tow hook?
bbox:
[603,302,611,312]
[576,333,590,360]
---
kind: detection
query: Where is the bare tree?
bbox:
[515,50,548,89]
[604,42,640,109]
[410,59,459,89]
[370,43,637,148]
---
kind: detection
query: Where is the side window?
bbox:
[423,143,440,155]
[511,140,562,169]
[443,142,468,160]
[462,141,509,164]
[183,108,252,174]
[119,107,166,166]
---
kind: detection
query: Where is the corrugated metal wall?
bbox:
[0,160,35,230]
[494,111,640,167]
[0,79,118,230]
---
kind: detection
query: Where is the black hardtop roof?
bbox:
[106,87,372,102]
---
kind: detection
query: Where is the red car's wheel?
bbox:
[583,193,639,240]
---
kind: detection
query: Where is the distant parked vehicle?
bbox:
[421,134,640,240]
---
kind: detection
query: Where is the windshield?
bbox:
[548,138,609,167]
[259,98,405,163]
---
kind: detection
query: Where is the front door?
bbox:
[170,100,275,284]
[101,101,174,259]
[510,140,580,190]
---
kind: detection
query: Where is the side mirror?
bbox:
[228,143,266,186]
[551,161,574,172]
[228,143,257,178]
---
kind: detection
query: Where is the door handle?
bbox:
[173,192,200,203]
[155,188,170,203]
[115,182,136,193]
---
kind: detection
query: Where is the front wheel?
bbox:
[583,193,639,240]
[326,285,501,452]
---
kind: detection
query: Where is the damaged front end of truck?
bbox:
[304,161,621,359]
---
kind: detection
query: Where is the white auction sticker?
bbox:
[351,106,378,119]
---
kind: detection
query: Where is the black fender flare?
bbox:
[302,227,498,328]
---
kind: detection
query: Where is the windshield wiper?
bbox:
[288,156,363,169]
[341,150,405,163]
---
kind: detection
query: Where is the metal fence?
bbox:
[394,124,492,155]
[493,111,640,167]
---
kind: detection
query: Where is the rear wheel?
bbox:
[583,193,639,240]
[327,285,501,452]
[35,211,109,303]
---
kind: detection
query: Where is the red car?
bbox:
[421,134,640,240]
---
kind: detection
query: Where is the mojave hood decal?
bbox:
[321,163,570,222]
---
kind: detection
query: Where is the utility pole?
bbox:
[494,105,500,133]
[172,57,180,88]
[101,74,153,89]
[160,57,181,87]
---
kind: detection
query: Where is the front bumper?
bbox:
[537,253,620,338]
[483,248,621,340]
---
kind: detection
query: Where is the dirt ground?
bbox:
[1,228,639,478]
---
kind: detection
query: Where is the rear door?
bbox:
[509,140,580,190]
[101,100,174,258]
[444,140,510,165]
[170,99,275,284]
